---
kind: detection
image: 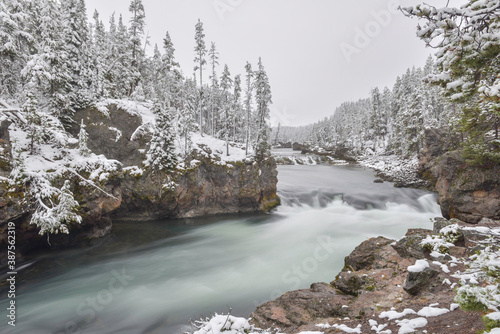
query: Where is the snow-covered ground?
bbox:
[180,133,253,166]
[359,155,426,187]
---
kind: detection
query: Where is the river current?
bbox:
[1,162,440,334]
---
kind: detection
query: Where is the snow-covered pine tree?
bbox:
[89,10,108,98]
[244,61,253,155]
[0,0,31,98]
[208,41,219,136]
[404,1,500,165]
[274,122,281,146]
[22,0,73,124]
[254,57,272,161]
[109,14,136,98]
[128,0,145,96]
[162,32,178,73]
[220,64,233,156]
[178,77,197,159]
[143,43,162,100]
[145,101,177,171]
[370,87,382,151]
[161,31,180,107]
[380,87,391,146]
[79,119,91,157]
[23,90,43,154]
[61,0,91,108]
[193,19,207,136]
[31,179,82,241]
[403,77,425,156]
[233,74,242,142]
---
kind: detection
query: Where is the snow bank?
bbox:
[379,308,416,320]
[96,99,155,124]
[192,315,263,334]
[417,305,450,317]
[396,317,428,334]
[187,132,252,163]
[314,323,361,333]
[408,259,430,273]
[359,155,423,186]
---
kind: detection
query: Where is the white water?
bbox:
[0,165,440,334]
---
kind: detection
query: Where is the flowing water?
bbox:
[1,163,441,334]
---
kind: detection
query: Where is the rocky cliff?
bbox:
[0,102,279,264]
[419,128,500,223]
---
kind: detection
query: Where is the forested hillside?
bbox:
[275,57,455,158]
[278,1,500,167]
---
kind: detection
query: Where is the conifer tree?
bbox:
[61,0,91,108]
[193,19,207,136]
[208,42,219,136]
[244,61,253,155]
[162,31,180,106]
[22,0,73,123]
[23,90,43,154]
[89,10,107,98]
[128,0,145,95]
[31,179,82,239]
[254,57,272,160]
[405,1,500,165]
[113,14,135,98]
[220,64,232,155]
[78,119,91,157]
[0,0,31,97]
[233,74,242,141]
[178,78,197,159]
[145,101,177,171]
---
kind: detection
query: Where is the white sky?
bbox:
[85,0,464,126]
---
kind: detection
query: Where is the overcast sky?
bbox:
[84,0,463,126]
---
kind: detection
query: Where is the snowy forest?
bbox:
[275,57,455,158]
[0,0,273,161]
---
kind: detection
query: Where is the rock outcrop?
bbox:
[250,219,496,334]
[0,103,279,265]
[419,128,500,223]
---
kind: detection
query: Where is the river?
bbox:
[0,163,440,334]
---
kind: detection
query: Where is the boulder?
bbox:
[392,228,433,259]
[404,266,439,295]
[433,217,453,233]
[332,272,366,296]
[418,128,500,223]
[292,142,310,152]
[250,283,351,332]
[344,236,394,271]
[70,104,150,167]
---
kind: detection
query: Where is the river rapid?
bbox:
[0,163,441,334]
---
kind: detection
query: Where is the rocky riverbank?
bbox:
[190,217,500,334]
[249,217,500,334]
